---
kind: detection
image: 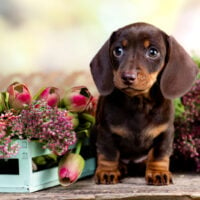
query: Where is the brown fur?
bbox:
[90,22,199,185]
[144,39,150,48]
[110,125,129,137]
[146,149,173,185]
[122,39,128,47]
[95,153,121,184]
[145,123,169,138]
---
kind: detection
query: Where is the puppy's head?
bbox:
[90,22,199,99]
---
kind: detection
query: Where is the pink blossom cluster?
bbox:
[0,82,96,159]
[174,79,200,172]
[0,112,20,158]
[10,101,77,156]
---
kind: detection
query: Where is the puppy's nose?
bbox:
[121,72,136,85]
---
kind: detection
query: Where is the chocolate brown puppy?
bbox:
[90,22,198,185]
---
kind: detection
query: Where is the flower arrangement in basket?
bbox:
[0,82,97,186]
[173,57,200,172]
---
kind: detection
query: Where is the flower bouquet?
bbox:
[0,82,96,192]
[172,57,200,172]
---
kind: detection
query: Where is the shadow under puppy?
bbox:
[90,22,199,185]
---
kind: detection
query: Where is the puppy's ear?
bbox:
[160,36,199,99]
[90,39,114,95]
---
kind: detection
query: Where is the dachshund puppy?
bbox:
[90,22,198,185]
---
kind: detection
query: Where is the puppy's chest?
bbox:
[109,113,167,160]
[107,102,167,144]
[109,112,156,140]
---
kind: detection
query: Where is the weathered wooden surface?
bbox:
[0,173,199,200]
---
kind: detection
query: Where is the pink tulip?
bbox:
[63,86,93,112]
[58,153,85,186]
[35,87,60,107]
[7,82,32,110]
[72,95,87,107]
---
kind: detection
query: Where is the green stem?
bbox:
[75,140,82,155]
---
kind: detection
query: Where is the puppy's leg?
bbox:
[95,153,121,184]
[145,128,174,185]
[145,149,173,185]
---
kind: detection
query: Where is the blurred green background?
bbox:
[0,0,199,76]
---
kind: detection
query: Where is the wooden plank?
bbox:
[0,174,199,200]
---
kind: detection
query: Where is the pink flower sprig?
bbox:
[10,100,77,156]
[174,79,200,172]
[0,112,20,158]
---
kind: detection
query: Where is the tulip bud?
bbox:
[58,153,85,186]
[34,87,60,107]
[7,82,32,110]
[62,86,92,112]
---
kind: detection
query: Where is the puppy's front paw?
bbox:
[145,170,173,185]
[95,167,121,184]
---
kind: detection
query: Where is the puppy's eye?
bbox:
[113,47,124,58]
[146,47,160,58]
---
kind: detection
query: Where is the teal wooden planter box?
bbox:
[0,140,96,193]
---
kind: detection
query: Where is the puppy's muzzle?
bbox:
[121,71,136,85]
